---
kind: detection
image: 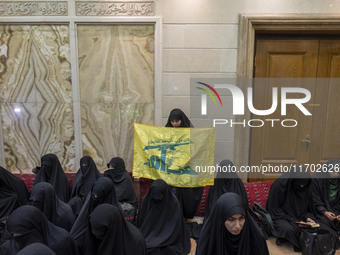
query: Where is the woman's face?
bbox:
[224,213,245,235]
[171,119,181,127]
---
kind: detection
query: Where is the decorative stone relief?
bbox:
[0,25,74,173]
[0,1,67,16]
[76,1,153,16]
[77,25,155,170]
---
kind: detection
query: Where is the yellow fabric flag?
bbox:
[133,123,215,187]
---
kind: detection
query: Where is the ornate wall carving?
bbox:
[76,1,153,16]
[0,1,67,16]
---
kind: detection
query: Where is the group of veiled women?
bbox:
[0,155,270,255]
[0,154,142,255]
[0,108,339,255]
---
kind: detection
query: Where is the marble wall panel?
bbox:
[81,102,154,171]
[0,25,72,103]
[0,25,74,173]
[1,102,75,173]
[1,103,39,173]
[37,102,75,172]
[77,25,155,171]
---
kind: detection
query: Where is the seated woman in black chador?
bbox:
[311,158,340,235]
[136,179,190,255]
[34,154,70,202]
[0,166,29,219]
[68,156,101,216]
[0,205,78,255]
[104,157,137,208]
[70,177,121,254]
[165,108,203,220]
[196,192,269,255]
[16,243,56,255]
[204,159,248,222]
[266,165,315,252]
[85,204,146,255]
[29,182,75,231]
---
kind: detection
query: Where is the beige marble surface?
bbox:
[77,25,155,170]
[0,24,155,173]
[0,25,74,173]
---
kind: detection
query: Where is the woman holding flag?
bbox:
[165,108,204,220]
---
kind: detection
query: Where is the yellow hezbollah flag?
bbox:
[132,123,214,187]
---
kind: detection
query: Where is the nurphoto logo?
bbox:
[193,78,313,128]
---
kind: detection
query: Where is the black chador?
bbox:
[69,156,101,216]
[165,108,203,219]
[70,177,120,254]
[266,166,314,251]
[204,159,248,222]
[0,166,29,219]
[136,179,190,255]
[196,192,269,255]
[104,157,137,207]
[0,205,78,255]
[85,204,146,255]
[34,154,70,202]
[29,182,75,231]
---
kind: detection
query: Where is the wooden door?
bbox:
[249,39,340,181]
[311,41,340,163]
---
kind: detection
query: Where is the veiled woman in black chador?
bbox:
[165,108,203,220]
[29,182,75,231]
[266,165,315,252]
[85,204,146,255]
[0,205,78,255]
[311,158,340,235]
[34,154,70,202]
[204,159,248,222]
[0,166,29,219]
[16,243,56,255]
[70,177,121,254]
[136,179,190,255]
[104,157,137,207]
[196,192,269,255]
[68,156,101,216]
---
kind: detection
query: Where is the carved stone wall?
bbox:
[0,2,68,16]
[76,1,154,16]
[0,1,154,16]
[0,1,156,173]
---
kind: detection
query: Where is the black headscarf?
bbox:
[16,243,56,255]
[29,182,75,231]
[165,108,193,127]
[69,156,101,215]
[196,192,269,255]
[85,204,146,255]
[34,154,70,202]
[311,159,340,215]
[165,109,203,219]
[0,166,29,219]
[266,166,312,249]
[136,179,190,255]
[266,166,312,222]
[104,157,137,207]
[71,156,101,200]
[0,205,77,255]
[70,177,121,254]
[205,160,248,221]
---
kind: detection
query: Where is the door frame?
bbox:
[235,14,340,173]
